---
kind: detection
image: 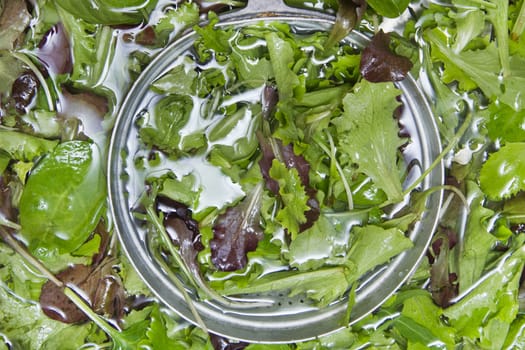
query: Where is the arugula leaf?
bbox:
[269,159,310,239]
[0,130,58,161]
[479,143,525,200]
[426,28,502,98]
[19,141,106,260]
[333,80,405,202]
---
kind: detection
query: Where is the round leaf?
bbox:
[19,141,106,259]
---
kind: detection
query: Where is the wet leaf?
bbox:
[0,0,31,50]
[211,184,264,271]
[11,71,39,114]
[360,30,413,83]
[36,23,73,75]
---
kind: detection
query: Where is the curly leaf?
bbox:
[270,159,310,239]
[333,80,405,202]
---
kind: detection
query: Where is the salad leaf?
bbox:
[486,102,525,142]
[366,0,410,18]
[11,71,40,114]
[210,184,264,271]
[269,159,311,239]
[456,181,497,293]
[54,0,156,25]
[443,238,525,349]
[0,0,31,50]
[0,129,58,161]
[265,31,300,103]
[288,214,341,271]
[0,280,91,349]
[397,293,455,348]
[35,22,72,75]
[0,52,24,93]
[333,80,405,202]
[150,58,198,95]
[360,30,413,83]
[138,94,196,154]
[347,225,413,277]
[18,141,106,259]
[479,143,525,200]
[221,266,353,307]
[426,28,502,98]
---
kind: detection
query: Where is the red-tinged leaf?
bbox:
[210,333,249,350]
[40,260,127,324]
[0,174,17,223]
[11,71,39,114]
[40,264,92,324]
[360,30,413,83]
[211,184,264,271]
[36,23,73,75]
[429,229,458,307]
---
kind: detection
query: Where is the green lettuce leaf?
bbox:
[333,80,405,202]
[0,130,58,161]
[265,31,300,103]
[19,141,106,260]
[486,102,525,142]
[479,143,525,200]
[54,0,156,25]
[443,238,525,349]
[348,225,413,277]
[366,0,410,18]
[456,181,498,293]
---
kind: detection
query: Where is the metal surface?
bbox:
[108,0,443,343]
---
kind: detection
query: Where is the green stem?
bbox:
[0,217,21,231]
[400,112,474,198]
[511,0,525,41]
[0,227,62,286]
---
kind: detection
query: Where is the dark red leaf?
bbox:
[360,30,413,83]
[210,185,264,271]
[40,260,127,324]
[429,229,458,307]
[40,264,92,324]
[210,333,248,350]
[36,23,73,75]
[11,71,39,114]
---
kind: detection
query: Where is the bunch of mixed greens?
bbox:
[131,12,418,310]
[1,0,525,349]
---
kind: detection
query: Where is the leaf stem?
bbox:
[511,0,525,41]
[400,112,474,198]
[0,226,62,286]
